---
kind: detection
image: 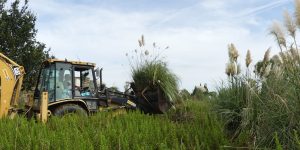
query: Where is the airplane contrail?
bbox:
[234,0,292,18]
[151,0,292,28]
[150,1,202,28]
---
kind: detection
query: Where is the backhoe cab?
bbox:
[33,59,137,116]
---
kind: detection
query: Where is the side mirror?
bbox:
[95,67,103,91]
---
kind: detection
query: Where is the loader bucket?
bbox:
[136,88,172,114]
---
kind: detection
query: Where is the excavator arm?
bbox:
[0,53,25,118]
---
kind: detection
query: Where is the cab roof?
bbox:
[45,59,96,67]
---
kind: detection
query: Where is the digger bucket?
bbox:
[136,88,172,114]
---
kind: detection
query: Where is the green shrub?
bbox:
[129,35,179,103]
[132,60,179,102]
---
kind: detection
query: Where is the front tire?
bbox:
[52,104,88,117]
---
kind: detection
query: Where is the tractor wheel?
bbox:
[52,104,88,117]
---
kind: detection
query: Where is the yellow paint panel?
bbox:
[0,53,25,118]
[46,59,95,67]
[40,92,48,123]
[127,100,136,107]
[0,75,1,105]
[0,62,14,118]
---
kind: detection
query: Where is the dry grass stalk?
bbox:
[272,65,283,78]
[246,50,252,68]
[284,9,299,51]
[145,50,149,56]
[237,64,241,75]
[270,21,287,51]
[279,51,288,62]
[272,55,282,64]
[290,47,298,60]
[263,48,271,63]
[295,0,300,28]
[228,43,239,62]
[225,62,237,77]
[263,64,272,77]
[138,35,145,47]
[284,10,297,38]
[141,35,145,46]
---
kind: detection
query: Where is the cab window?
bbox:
[55,63,72,100]
[36,64,55,102]
[74,67,96,97]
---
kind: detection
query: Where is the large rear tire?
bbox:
[52,104,88,117]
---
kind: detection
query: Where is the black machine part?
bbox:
[126,82,172,114]
[134,88,172,114]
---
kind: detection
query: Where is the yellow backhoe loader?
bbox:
[0,52,172,122]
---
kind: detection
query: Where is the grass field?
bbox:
[0,101,228,150]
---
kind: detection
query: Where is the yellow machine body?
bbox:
[0,53,25,118]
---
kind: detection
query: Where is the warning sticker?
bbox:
[2,69,10,80]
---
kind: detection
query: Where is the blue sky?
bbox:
[23,0,294,91]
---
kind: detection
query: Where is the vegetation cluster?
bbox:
[214,1,300,148]
[2,0,300,149]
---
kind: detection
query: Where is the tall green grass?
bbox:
[216,48,300,148]
[215,12,300,149]
[213,1,300,148]
[0,100,228,150]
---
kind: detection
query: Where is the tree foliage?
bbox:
[0,0,51,90]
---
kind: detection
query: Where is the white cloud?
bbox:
[29,0,291,92]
